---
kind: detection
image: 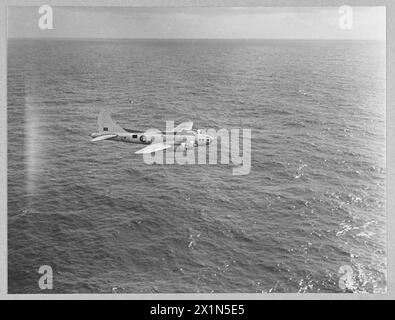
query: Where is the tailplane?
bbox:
[97,110,126,133]
[173,121,193,132]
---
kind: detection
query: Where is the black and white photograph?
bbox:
[5,3,390,297]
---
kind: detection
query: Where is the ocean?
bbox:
[7,39,386,293]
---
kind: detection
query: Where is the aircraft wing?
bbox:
[174,121,193,132]
[135,142,173,154]
[91,134,117,142]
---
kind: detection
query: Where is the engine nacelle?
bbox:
[179,138,195,151]
[179,142,186,151]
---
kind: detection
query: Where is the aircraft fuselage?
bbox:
[90,129,211,147]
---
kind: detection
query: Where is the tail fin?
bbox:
[97,110,126,133]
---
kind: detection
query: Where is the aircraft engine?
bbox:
[140,135,147,143]
[179,137,195,151]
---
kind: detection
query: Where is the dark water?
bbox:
[8,39,386,293]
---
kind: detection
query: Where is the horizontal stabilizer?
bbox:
[91,134,117,142]
[135,142,172,154]
[174,121,193,132]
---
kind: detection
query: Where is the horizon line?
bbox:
[7,37,385,41]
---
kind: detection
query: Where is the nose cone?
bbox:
[91,132,99,138]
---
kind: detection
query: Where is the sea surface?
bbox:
[8,39,386,293]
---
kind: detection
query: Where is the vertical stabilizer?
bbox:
[97,110,126,133]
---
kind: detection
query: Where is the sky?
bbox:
[8,6,386,40]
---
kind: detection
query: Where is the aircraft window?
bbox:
[132,134,138,138]
[103,127,108,131]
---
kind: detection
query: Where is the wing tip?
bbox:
[90,134,117,142]
[135,143,172,154]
